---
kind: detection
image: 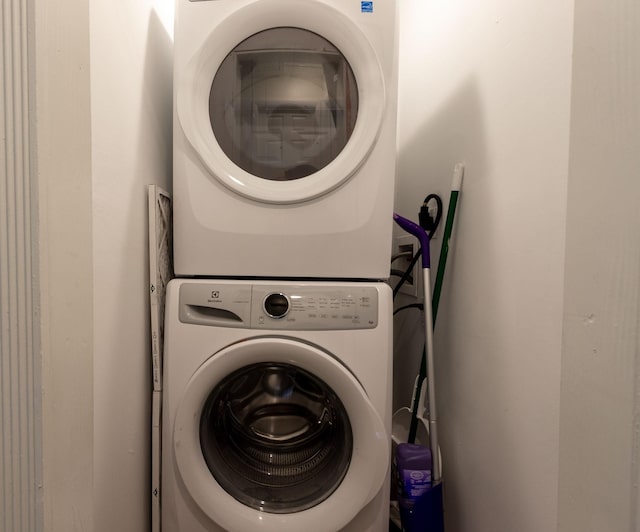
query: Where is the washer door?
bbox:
[173,337,389,532]
[177,0,385,204]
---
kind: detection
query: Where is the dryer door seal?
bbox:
[173,337,389,532]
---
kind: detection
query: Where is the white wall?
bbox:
[90,1,173,531]
[33,2,172,530]
[558,1,640,530]
[397,2,640,532]
[395,2,573,531]
[35,0,94,530]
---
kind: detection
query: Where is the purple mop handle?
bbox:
[393,212,441,482]
[393,213,430,269]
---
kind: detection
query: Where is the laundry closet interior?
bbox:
[4,1,638,532]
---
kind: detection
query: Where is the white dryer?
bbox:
[173,0,398,279]
[162,279,392,531]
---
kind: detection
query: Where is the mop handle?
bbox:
[393,165,464,485]
[432,163,464,325]
[421,267,441,483]
[407,350,426,444]
[393,213,441,482]
[392,214,430,269]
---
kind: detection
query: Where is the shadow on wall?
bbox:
[136,10,174,188]
[137,4,174,357]
[394,76,528,530]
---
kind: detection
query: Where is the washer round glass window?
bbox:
[209,28,359,181]
[199,363,353,513]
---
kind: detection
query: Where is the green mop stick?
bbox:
[407,349,427,445]
[431,163,464,325]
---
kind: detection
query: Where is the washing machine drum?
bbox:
[199,363,352,513]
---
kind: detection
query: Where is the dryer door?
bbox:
[176,0,385,204]
[173,337,389,532]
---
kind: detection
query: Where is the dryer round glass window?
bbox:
[199,362,353,513]
[209,27,359,181]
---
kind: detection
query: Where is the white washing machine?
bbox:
[173,0,398,279]
[162,278,392,531]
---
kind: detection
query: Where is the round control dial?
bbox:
[263,293,290,319]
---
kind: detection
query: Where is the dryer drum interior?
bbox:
[199,362,353,513]
[209,27,359,181]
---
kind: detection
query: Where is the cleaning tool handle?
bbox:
[422,267,440,483]
[451,162,464,191]
[393,213,430,269]
[407,353,427,444]
[432,163,464,326]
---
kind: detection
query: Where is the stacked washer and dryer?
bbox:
[162,1,398,530]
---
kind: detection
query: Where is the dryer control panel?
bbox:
[179,283,379,330]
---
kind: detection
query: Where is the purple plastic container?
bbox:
[396,443,432,509]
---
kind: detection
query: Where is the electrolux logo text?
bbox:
[207,290,222,304]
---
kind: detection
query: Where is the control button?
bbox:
[264,293,290,319]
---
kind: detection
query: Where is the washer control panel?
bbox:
[179,283,379,330]
[253,286,379,330]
